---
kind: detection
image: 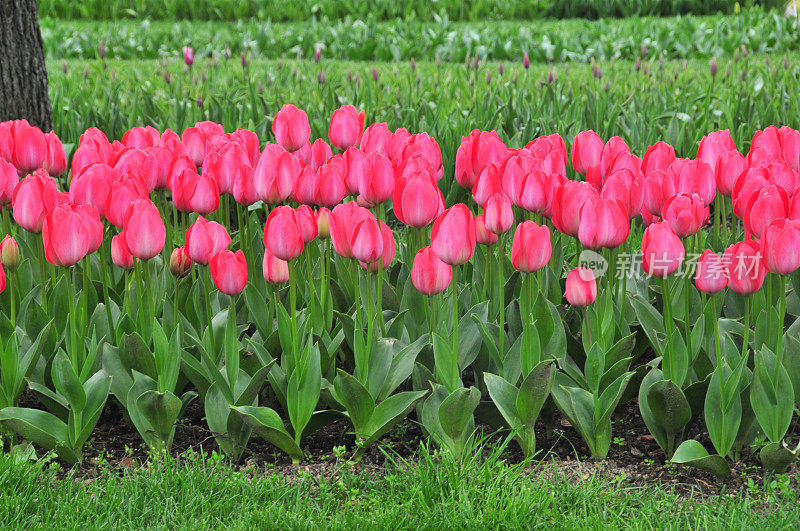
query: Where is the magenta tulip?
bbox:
[185,216,232,265]
[329,105,365,151]
[263,205,304,261]
[565,267,597,306]
[431,204,477,266]
[511,221,551,273]
[122,199,166,260]
[695,249,728,294]
[411,246,452,295]
[209,250,248,295]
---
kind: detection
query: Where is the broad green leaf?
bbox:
[671,440,730,479]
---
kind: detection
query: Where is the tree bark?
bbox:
[0,0,52,131]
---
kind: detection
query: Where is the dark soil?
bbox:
[15,389,796,499]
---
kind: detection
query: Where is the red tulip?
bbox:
[587,136,629,188]
[182,123,222,166]
[186,172,220,215]
[0,235,19,270]
[511,221,552,273]
[263,205,304,261]
[388,127,412,162]
[11,170,59,233]
[571,130,604,176]
[309,138,334,171]
[695,249,727,294]
[169,246,192,277]
[516,168,554,214]
[668,158,716,206]
[253,144,298,204]
[431,204,477,266]
[43,204,92,267]
[392,173,444,228]
[642,141,676,175]
[209,250,248,295]
[263,248,290,284]
[232,128,260,165]
[203,142,250,196]
[122,199,166,260]
[185,216,232,265]
[232,165,259,206]
[350,216,383,264]
[714,149,745,197]
[551,180,599,237]
[105,176,148,228]
[69,163,115,217]
[455,130,507,189]
[75,204,103,254]
[295,205,319,243]
[44,132,67,176]
[642,170,675,217]
[111,233,135,269]
[577,196,629,250]
[329,105,365,151]
[600,169,643,219]
[294,166,318,205]
[661,192,709,238]
[762,219,800,275]
[525,134,567,176]
[113,148,159,192]
[315,159,348,208]
[724,240,766,295]
[328,201,374,258]
[361,221,395,272]
[360,123,393,156]
[272,104,310,152]
[122,126,161,150]
[0,158,19,205]
[697,130,736,174]
[472,163,503,208]
[342,146,365,196]
[565,267,597,306]
[475,214,498,245]
[358,152,394,206]
[744,184,789,240]
[411,246,452,295]
[731,166,768,219]
[641,222,685,277]
[484,193,513,234]
[12,124,47,173]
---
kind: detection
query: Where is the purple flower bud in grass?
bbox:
[523,52,530,69]
[498,61,504,75]
[164,70,171,84]
[372,67,379,82]
[99,42,106,59]
[314,47,321,63]
[486,69,491,84]
[710,58,717,79]
[317,70,326,84]
[241,52,247,68]
[183,46,194,67]
[61,60,68,74]
[635,57,641,72]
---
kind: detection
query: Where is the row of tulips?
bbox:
[0,106,799,477]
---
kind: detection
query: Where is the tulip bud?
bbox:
[661,193,709,238]
[183,46,194,67]
[0,159,18,205]
[169,246,192,278]
[329,105,365,151]
[43,204,93,267]
[695,249,727,294]
[0,235,19,271]
[724,240,766,295]
[350,217,383,264]
[565,267,597,306]
[709,58,717,78]
[263,205,304,261]
[411,246,452,296]
[475,214,498,246]
[484,193,514,234]
[392,174,444,228]
[295,205,319,243]
[316,208,331,238]
[762,219,800,275]
[209,249,248,295]
[185,216,232,265]
[361,221,396,272]
[111,233,135,270]
[641,222,685,278]
[511,221,551,273]
[263,248,289,284]
[522,52,530,70]
[577,196,629,250]
[272,104,310,152]
[123,199,166,260]
[431,204,477,266]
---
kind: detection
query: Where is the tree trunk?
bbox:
[0,0,52,131]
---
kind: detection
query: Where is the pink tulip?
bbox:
[314,160,348,208]
[484,193,513,234]
[309,138,334,171]
[668,158,716,206]
[122,199,166,260]
[455,130,507,189]
[122,126,161,149]
[182,46,195,66]
[75,204,103,254]
[475,214,498,245]
[392,173,444,228]
[185,216,232,265]
[472,163,504,208]
[577,196,629,250]
[272,104,310,152]
[263,205,304,261]
[600,169,644,219]
[328,201,373,258]
[329,105,365,151]
[641,222,685,277]
[44,132,67,176]
[350,216,383,264]
[731,166,768,219]
[253,144,298,204]
[714,150,746,196]
[295,205,319,243]
[105,176,148,228]
[11,170,59,233]
[551,180,599,237]
[186,172,220,215]
[263,248,290,284]
[358,151,394,206]
[565,267,597,306]
[69,163,115,216]
[360,123,393,156]
[641,141,676,175]
[724,240,766,295]
[209,249,248,295]
[695,249,728,294]
[571,130,604,176]
[361,221,396,272]
[762,219,800,275]
[111,233,135,269]
[697,130,736,174]
[0,159,19,205]
[661,192,709,238]
[169,246,192,277]
[12,124,47,173]
[411,246,452,295]
[511,221,552,273]
[744,184,789,240]
[43,204,92,266]
[431,204,476,266]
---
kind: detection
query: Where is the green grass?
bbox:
[37,0,782,23]
[40,8,800,63]
[2,445,798,528]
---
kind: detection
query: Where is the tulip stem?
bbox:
[8,272,15,326]
[99,238,114,334]
[37,238,48,313]
[661,276,675,383]
[451,265,459,356]
[496,236,505,356]
[776,276,787,382]
[82,257,90,331]
[202,269,215,355]
[712,294,722,371]
[742,295,751,362]
[288,259,298,361]
[173,277,180,332]
[320,240,329,332]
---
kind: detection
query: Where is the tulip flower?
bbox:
[551,180,599,237]
[360,122,393,156]
[411,246,452,295]
[342,146,366,196]
[431,204,477,266]
[350,217,384,264]
[641,141,676,175]
[731,166,769,219]
[329,105,365,151]
[714,150,746,197]
[668,158,716,206]
[316,208,331,238]
[69,163,115,217]
[232,165,259,206]
[44,132,67,176]
[295,205,319,243]
[472,163,504,207]
[42,204,92,267]
[358,152,394,206]
[0,158,19,205]
[122,126,161,150]
[185,172,221,215]
[392,173,444,228]
[309,138,334,171]
[455,130,507,189]
[104,175,149,228]
[361,221,396,272]
[600,169,644,219]
[516,168,553,215]
[484,193,513,235]
[577,196,629,250]
[0,235,19,270]
[182,46,194,66]
[641,222,685,277]
[169,246,192,277]
[272,104,310,152]
[565,267,597,306]
[12,124,47,173]
[111,233,135,269]
[475,214,498,246]
[209,250,248,295]
[252,144,299,204]
[571,130,604,176]
[696,130,736,174]
[314,160,348,208]
[661,193,709,238]
[263,205,304,261]
[695,249,728,294]
[511,221,552,273]
[11,170,59,233]
[185,216,232,265]
[263,248,290,284]
[744,184,789,240]
[724,240,766,295]
[0,263,5,294]
[122,199,166,260]
[762,219,800,275]
[76,204,103,254]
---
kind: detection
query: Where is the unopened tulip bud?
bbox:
[709,58,717,78]
[522,52,530,70]
[170,247,192,278]
[566,267,597,307]
[183,46,194,67]
[0,235,19,270]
